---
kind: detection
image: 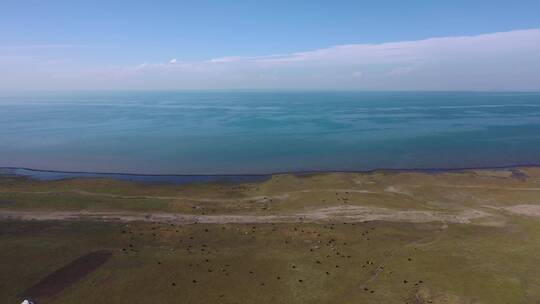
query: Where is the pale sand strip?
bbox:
[0,205,490,225]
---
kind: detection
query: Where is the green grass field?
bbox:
[2,218,540,303]
[2,168,540,303]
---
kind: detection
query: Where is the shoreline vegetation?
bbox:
[2,166,540,303]
[1,163,539,183]
[1,166,540,218]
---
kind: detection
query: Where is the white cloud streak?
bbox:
[1,29,540,90]
[0,44,81,50]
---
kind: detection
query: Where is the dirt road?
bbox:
[0,205,495,225]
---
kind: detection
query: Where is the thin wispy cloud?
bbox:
[0,44,81,50]
[1,29,540,90]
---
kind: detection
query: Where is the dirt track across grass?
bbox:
[0,205,492,225]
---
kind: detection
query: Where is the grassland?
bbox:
[1,167,540,303]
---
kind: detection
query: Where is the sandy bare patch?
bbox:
[384,186,412,196]
[0,205,492,225]
[472,170,514,178]
[489,204,540,217]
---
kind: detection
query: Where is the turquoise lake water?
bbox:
[1,91,540,175]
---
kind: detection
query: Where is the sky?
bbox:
[1,0,540,90]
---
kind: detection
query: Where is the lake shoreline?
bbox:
[1,163,538,184]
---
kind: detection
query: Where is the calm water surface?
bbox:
[1,91,540,174]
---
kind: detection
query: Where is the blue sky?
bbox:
[1,0,540,90]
